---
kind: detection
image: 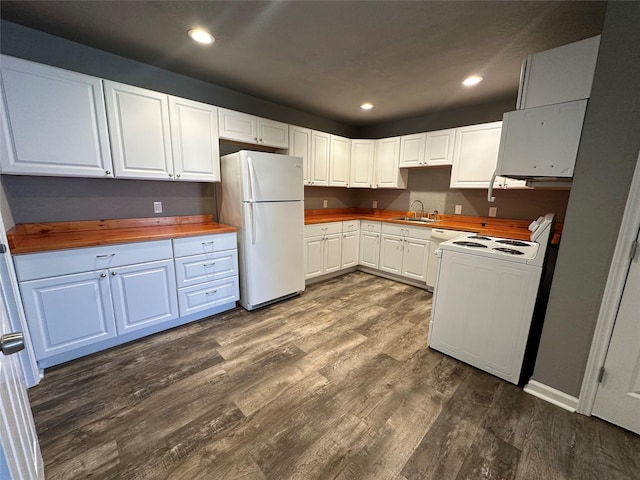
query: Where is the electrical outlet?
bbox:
[153,201,163,214]
[455,204,462,215]
[373,200,378,209]
[488,207,497,217]
[323,199,328,208]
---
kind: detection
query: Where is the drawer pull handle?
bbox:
[203,263,216,267]
[96,253,115,259]
[202,241,215,246]
[205,290,218,296]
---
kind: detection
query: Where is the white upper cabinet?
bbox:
[450,121,503,188]
[105,81,220,181]
[309,130,330,186]
[289,125,312,184]
[425,128,456,166]
[218,107,288,148]
[518,35,600,109]
[0,55,113,178]
[399,133,426,168]
[349,139,375,188]
[104,81,174,180]
[375,137,407,189]
[169,96,220,182]
[328,134,350,187]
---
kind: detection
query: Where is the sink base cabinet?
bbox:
[14,234,238,368]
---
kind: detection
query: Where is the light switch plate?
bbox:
[153,201,162,214]
[455,205,462,214]
[373,200,378,209]
[489,207,497,217]
[323,200,328,208]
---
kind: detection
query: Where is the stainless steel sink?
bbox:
[392,216,438,223]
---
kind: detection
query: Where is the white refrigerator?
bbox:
[219,151,304,311]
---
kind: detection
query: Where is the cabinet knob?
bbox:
[111,271,117,276]
[105,170,111,175]
[168,173,173,178]
[176,173,181,178]
[100,272,107,278]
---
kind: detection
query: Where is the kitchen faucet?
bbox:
[409,199,424,219]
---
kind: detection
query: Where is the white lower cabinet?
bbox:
[304,222,342,279]
[173,233,239,317]
[359,221,382,269]
[341,220,360,268]
[14,233,238,366]
[379,224,430,282]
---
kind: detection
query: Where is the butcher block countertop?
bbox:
[305,208,562,244]
[7,215,237,254]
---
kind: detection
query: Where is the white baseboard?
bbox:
[524,380,579,412]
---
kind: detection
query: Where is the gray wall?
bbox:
[2,176,216,223]
[354,167,570,221]
[531,1,640,397]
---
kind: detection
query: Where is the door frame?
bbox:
[578,150,640,414]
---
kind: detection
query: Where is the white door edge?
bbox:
[578,150,640,415]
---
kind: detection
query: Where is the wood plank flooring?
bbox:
[28,271,640,480]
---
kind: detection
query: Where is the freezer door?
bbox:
[240,151,303,202]
[241,201,304,309]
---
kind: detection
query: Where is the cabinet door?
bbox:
[399,133,426,168]
[310,131,330,186]
[450,121,502,188]
[425,128,456,166]
[359,231,380,268]
[379,234,403,275]
[110,259,178,335]
[0,55,113,178]
[349,139,375,188]
[375,137,407,189]
[289,126,312,185]
[323,234,342,274]
[402,238,430,282]
[304,236,323,279]
[169,96,220,182]
[104,81,174,180]
[329,135,350,187]
[341,231,359,268]
[259,118,289,148]
[19,271,116,360]
[218,108,258,144]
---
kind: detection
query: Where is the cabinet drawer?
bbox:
[382,223,431,240]
[177,276,239,316]
[172,233,237,258]
[175,250,239,288]
[304,222,342,238]
[13,240,173,282]
[360,221,382,233]
[342,220,360,233]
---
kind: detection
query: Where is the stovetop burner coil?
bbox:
[495,239,531,247]
[453,241,488,248]
[493,247,525,255]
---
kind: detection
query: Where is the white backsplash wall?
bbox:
[354,167,571,221]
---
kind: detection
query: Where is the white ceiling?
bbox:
[0,1,606,126]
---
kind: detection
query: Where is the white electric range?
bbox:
[428,214,555,384]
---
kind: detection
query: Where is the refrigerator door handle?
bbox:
[249,202,256,245]
[247,156,256,202]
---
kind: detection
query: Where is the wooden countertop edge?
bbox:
[8,217,237,254]
[304,209,562,244]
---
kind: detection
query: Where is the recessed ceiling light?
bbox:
[462,76,483,87]
[360,102,374,110]
[188,29,215,45]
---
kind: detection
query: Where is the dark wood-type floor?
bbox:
[29,272,639,480]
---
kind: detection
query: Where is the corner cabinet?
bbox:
[349,140,376,188]
[450,121,503,188]
[328,135,351,187]
[104,81,221,182]
[304,223,342,279]
[218,107,288,148]
[0,55,114,178]
[375,137,407,189]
